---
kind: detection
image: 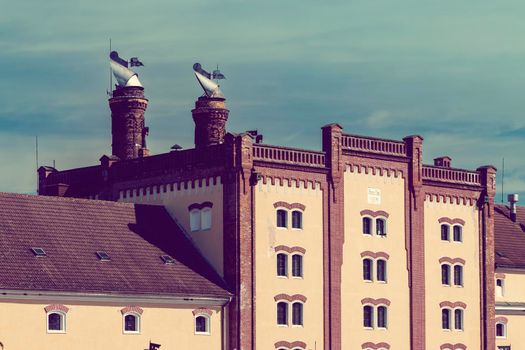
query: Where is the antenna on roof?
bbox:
[501,157,505,203]
[35,135,38,193]
[107,38,112,97]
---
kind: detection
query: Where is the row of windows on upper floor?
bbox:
[276,301,304,326]
[277,253,303,278]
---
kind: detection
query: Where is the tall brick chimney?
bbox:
[192,96,229,148]
[109,86,149,160]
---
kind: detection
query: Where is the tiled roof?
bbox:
[0,192,230,298]
[495,204,525,268]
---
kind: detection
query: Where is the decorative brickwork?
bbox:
[120,306,143,315]
[274,246,306,254]
[361,298,391,306]
[361,342,391,350]
[274,294,307,303]
[440,343,466,350]
[273,201,306,211]
[360,209,390,218]
[360,251,390,260]
[438,217,466,226]
[439,257,466,265]
[192,308,213,316]
[192,96,229,148]
[495,316,508,324]
[44,304,69,313]
[495,273,506,279]
[188,201,213,211]
[274,341,307,349]
[439,301,467,309]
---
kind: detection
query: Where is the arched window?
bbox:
[363,305,374,328]
[496,322,506,338]
[201,207,212,230]
[376,218,386,236]
[441,308,451,330]
[292,254,303,278]
[277,302,288,325]
[292,302,303,326]
[496,278,505,297]
[454,265,463,287]
[190,209,201,231]
[454,309,463,330]
[123,313,140,333]
[441,264,451,285]
[291,210,303,229]
[277,209,288,228]
[363,259,373,282]
[277,253,288,277]
[195,315,210,334]
[377,305,388,328]
[441,224,450,241]
[377,259,387,282]
[362,217,372,235]
[453,225,462,242]
[47,311,66,333]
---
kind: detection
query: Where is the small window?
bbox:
[496,279,505,297]
[277,253,288,277]
[292,254,303,278]
[454,265,463,286]
[123,313,140,333]
[376,218,386,236]
[195,315,210,334]
[441,224,450,241]
[496,322,506,338]
[201,208,212,230]
[442,308,451,330]
[277,302,288,325]
[377,306,387,328]
[454,309,463,330]
[363,305,374,328]
[377,259,387,282]
[441,264,451,286]
[292,302,303,326]
[190,209,201,231]
[363,259,373,282]
[291,211,303,229]
[362,217,372,235]
[453,225,462,242]
[47,312,65,333]
[161,255,175,264]
[277,209,288,228]
[96,251,111,261]
[32,247,47,257]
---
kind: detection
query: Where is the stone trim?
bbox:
[495,273,506,279]
[120,176,222,199]
[438,217,466,226]
[495,316,508,324]
[361,342,390,350]
[426,193,477,206]
[274,294,307,303]
[440,344,466,350]
[274,245,306,254]
[188,201,213,211]
[274,341,307,349]
[345,164,404,178]
[120,306,143,315]
[261,176,323,190]
[439,257,466,265]
[439,301,467,309]
[44,304,69,313]
[192,308,213,316]
[273,201,306,211]
[360,251,390,260]
[361,298,391,306]
[359,209,389,218]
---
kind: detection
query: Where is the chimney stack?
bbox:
[434,156,452,168]
[508,194,519,222]
[192,96,229,148]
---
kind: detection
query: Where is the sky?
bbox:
[1,0,524,202]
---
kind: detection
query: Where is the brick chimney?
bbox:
[109,86,149,160]
[508,194,519,222]
[192,96,229,148]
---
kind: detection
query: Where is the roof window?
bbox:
[96,251,111,261]
[161,255,175,264]
[31,247,46,257]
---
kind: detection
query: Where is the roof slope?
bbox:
[495,204,525,268]
[0,192,230,298]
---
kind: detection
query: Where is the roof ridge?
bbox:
[0,192,140,208]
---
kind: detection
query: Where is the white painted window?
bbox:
[376,218,387,236]
[277,302,288,326]
[377,259,387,282]
[377,305,388,329]
[453,225,463,242]
[201,207,212,230]
[292,302,303,326]
[496,278,505,297]
[47,311,66,333]
[123,312,140,334]
[194,314,210,335]
[496,322,506,338]
[277,209,288,228]
[190,209,201,231]
[291,210,303,229]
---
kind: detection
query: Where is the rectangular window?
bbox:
[441,265,450,285]
[277,210,287,228]
[441,225,449,241]
[363,259,372,281]
[453,226,462,242]
[201,208,212,230]
[292,303,303,326]
[377,306,387,328]
[292,255,303,277]
[277,302,288,325]
[442,309,451,330]
[377,260,387,282]
[363,306,373,328]
[277,254,288,277]
[291,211,303,229]
[454,309,463,330]
[454,265,463,286]
[496,279,504,297]
[376,219,386,236]
[362,217,372,235]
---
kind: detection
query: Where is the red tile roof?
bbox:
[495,204,525,268]
[0,192,230,298]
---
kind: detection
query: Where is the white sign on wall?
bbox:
[368,188,381,205]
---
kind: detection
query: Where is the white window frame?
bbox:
[362,258,374,282]
[452,224,463,243]
[363,304,374,329]
[376,304,388,329]
[276,252,289,278]
[496,278,505,297]
[276,208,288,229]
[46,311,66,334]
[453,264,464,287]
[291,301,304,327]
[194,314,211,335]
[291,253,304,278]
[441,307,452,331]
[453,308,464,331]
[362,216,373,235]
[375,217,387,237]
[496,322,507,338]
[376,258,388,283]
[190,209,201,232]
[441,223,451,241]
[291,210,304,230]
[201,207,212,230]
[122,312,141,334]
[276,301,289,327]
[441,263,451,286]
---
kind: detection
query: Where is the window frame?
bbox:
[376,259,387,283]
[190,208,201,232]
[496,278,505,297]
[441,308,452,330]
[194,314,211,335]
[377,305,388,329]
[276,209,288,229]
[362,216,373,235]
[291,301,304,327]
[441,224,450,241]
[122,312,141,334]
[291,210,303,230]
[47,311,66,334]
[496,322,506,338]
[200,207,212,231]
[454,308,464,331]
[441,264,451,286]
[453,225,463,242]
[453,264,464,287]
[363,305,374,329]
[363,258,373,282]
[276,253,288,278]
[276,301,289,326]
[375,217,387,237]
[291,253,304,278]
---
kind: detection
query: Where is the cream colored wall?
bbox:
[0,299,222,350]
[495,269,525,302]
[254,179,324,350]
[424,197,480,349]
[495,269,525,349]
[119,179,224,276]
[342,169,410,349]
[495,313,525,349]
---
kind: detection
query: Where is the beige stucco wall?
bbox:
[495,269,525,349]
[254,179,324,349]
[119,179,224,276]
[495,313,525,349]
[424,197,481,349]
[342,169,410,349]
[0,299,222,349]
[495,269,525,303]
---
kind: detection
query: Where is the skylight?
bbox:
[31,247,46,257]
[96,251,111,261]
[161,255,175,264]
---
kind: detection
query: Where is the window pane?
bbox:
[277,210,287,228]
[277,302,288,325]
[277,254,288,277]
[195,316,207,332]
[363,306,373,328]
[48,313,62,331]
[442,309,450,329]
[125,314,137,331]
[453,226,462,242]
[454,309,463,330]
[190,210,201,231]
[292,211,302,229]
[201,208,212,230]
[441,265,450,285]
[362,217,371,235]
[363,259,372,281]
[377,306,387,328]
[292,303,303,326]
[376,219,386,236]
[454,265,463,286]
[377,260,386,282]
[496,323,505,337]
[292,255,303,277]
[441,225,449,241]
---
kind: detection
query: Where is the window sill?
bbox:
[454,285,464,288]
[292,324,304,328]
[123,331,141,335]
[291,228,303,231]
[377,280,387,284]
[292,276,303,280]
[277,275,288,279]
[194,331,211,336]
[47,330,66,334]
[277,324,289,328]
[364,279,373,283]
[363,327,374,331]
[377,327,388,331]
[276,227,288,230]
[442,284,451,287]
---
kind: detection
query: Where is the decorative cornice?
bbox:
[495,316,508,324]
[439,301,467,309]
[120,175,222,199]
[274,341,307,349]
[495,273,506,279]
[44,304,69,313]
[360,209,389,218]
[360,251,390,260]
[345,164,403,178]
[192,308,213,316]
[361,342,391,350]
[439,257,466,265]
[273,201,306,211]
[120,306,143,315]
[361,298,391,306]
[425,193,477,206]
[274,245,306,254]
[440,344,466,350]
[274,294,307,303]
[438,217,466,226]
[188,201,213,211]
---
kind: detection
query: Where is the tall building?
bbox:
[23,57,502,349]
